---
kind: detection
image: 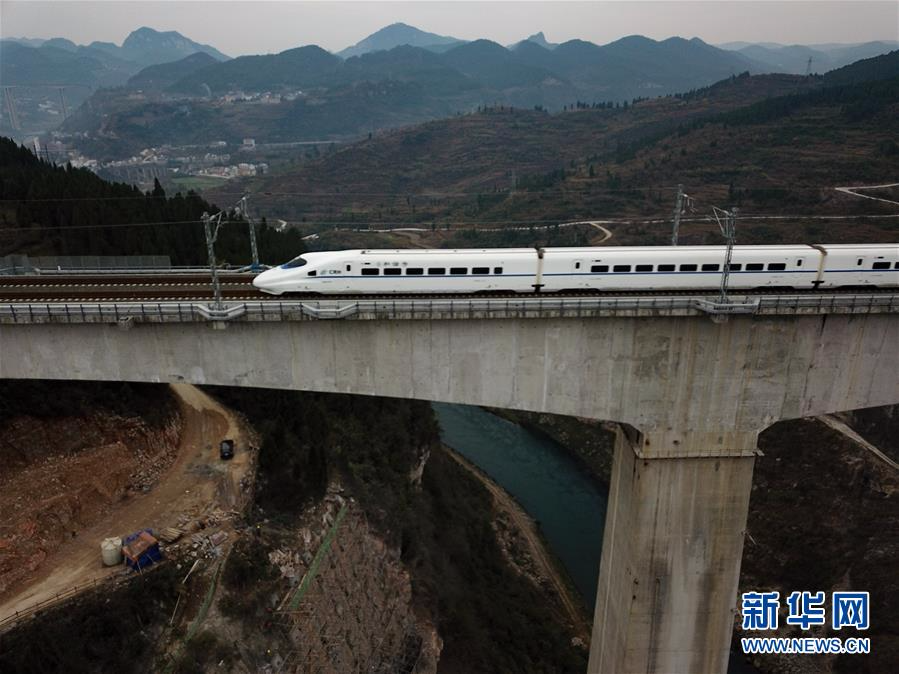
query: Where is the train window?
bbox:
[857,258,863,266]
[575,262,581,269]
[493,267,504,274]
[591,265,609,273]
[308,270,317,277]
[679,264,698,272]
[283,256,308,268]
[346,264,351,272]
[728,263,742,271]
[361,268,379,276]
[895,262,899,269]
[873,262,891,270]
[635,264,653,272]
[797,259,804,267]
[428,268,446,275]
[384,268,402,276]
[701,264,720,272]
[450,267,468,275]
[746,263,764,271]
[658,264,675,272]
[613,265,631,273]
[406,268,424,275]
[473,267,489,274]
[767,263,786,271]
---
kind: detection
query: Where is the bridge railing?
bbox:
[0,293,897,325]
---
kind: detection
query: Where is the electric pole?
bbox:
[202,211,224,311]
[714,207,738,304]
[237,195,260,270]
[671,184,684,246]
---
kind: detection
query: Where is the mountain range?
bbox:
[4,22,896,95]
[56,33,774,157]
[718,40,899,74]
[0,27,229,88]
[162,34,764,103]
[5,22,898,153]
[0,27,230,135]
[338,25,899,70]
[339,24,896,74]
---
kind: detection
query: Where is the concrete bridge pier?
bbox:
[588,425,758,674]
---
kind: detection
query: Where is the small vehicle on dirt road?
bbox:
[219,439,235,460]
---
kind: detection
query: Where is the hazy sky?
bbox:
[2,1,897,55]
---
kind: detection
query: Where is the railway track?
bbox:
[0,273,260,302]
[0,274,895,303]
[0,274,253,289]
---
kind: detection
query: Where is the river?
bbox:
[432,402,607,606]
[432,401,758,674]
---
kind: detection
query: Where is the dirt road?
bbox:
[444,446,591,643]
[818,414,899,472]
[0,384,253,622]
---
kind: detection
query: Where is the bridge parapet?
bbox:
[1,292,898,326]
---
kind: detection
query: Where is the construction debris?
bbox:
[157,527,183,544]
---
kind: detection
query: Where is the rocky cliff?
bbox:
[738,408,899,674]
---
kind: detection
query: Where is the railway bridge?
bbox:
[1,278,898,674]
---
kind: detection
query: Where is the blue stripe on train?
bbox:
[295,269,896,280]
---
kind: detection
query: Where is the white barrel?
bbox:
[101,537,123,566]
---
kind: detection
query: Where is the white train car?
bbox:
[816,244,899,288]
[252,243,899,295]
[540,245,821,291]
[254,248,538,295]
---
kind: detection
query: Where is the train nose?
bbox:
[252,268,281,293]
[251,270,268,289]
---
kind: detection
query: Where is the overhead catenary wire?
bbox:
[1,212,897,238]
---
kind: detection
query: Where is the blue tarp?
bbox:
[122,529,163,571]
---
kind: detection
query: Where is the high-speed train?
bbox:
[251,244,899,295]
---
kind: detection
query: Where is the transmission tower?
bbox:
[805,57,813,76]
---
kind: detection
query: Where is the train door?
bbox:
[564,259,590,288]
[869,255,892,286]
[341,262,354,291]
[856,256,870,285]
[573,258,585,289]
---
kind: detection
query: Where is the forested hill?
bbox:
[0,137,304,265]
